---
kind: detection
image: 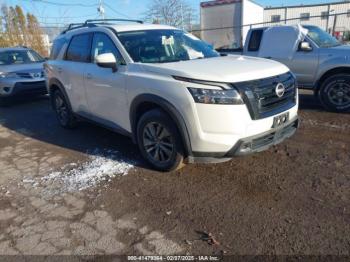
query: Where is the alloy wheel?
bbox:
[327,81,350,107]
[142,122,175,163]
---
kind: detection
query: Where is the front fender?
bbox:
[48,78,73,112]
[316,55,350,82]
[129,94,192,157]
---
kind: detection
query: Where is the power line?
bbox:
[35,13,97,19]
[104,2,132,19]
[22,0,98,7]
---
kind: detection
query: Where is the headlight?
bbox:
[188,87,243,105]
[173,75,244,105]
[0,72,17,79]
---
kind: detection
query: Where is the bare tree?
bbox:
[27,13,47,56]
[144,0,195,30]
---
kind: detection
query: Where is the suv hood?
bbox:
[141,55,289,83]
[0,62,43,73]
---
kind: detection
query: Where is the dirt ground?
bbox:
[0,91,349,257]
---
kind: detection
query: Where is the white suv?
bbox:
[45,19,299,171]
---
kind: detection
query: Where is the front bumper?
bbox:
[187,117,299,163]
[226,117,299,157]
[0,80,47,97]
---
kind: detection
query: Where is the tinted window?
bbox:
[0,50,44,65]
[248,29,263,52]
[66,34,92,62]
[304,25,340,48]
[91,33,124,64]
[50,38,67,60]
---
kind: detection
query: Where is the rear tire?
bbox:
[137,109,185,172]
[51,89,77,129]
[318,74,350,112]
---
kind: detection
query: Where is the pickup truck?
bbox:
[220,25,350,112]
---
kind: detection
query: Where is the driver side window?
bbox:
[91,33,125,65]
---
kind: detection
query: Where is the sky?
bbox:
[0,0,344,27]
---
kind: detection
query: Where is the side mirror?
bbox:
[96,53,118,72]
[300,41,313,52]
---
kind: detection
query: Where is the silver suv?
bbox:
[0,47,46,106]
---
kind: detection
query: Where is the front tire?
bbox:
[51,89,77,128]
[318,74,350,112]
[137,109,185,172]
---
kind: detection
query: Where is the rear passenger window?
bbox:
[65,34,92,63]
[50,38,67,60]
[248,29,264,52]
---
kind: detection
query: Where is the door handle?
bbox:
[57,67,63,73]
[86,73,92,80]
[264,56,272,59]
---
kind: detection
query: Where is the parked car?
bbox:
[220,25,350,112]
[45,19,299,171]
[0,47,47,106]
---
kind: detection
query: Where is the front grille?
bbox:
[16,72,32,78]
[16,71,45,79]
[251,133,275,150]
[251,121,298,151]
[235,72,297,120]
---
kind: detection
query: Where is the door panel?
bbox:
[271,40,319,88]
[61,33,93,113]
[84,32,129,131]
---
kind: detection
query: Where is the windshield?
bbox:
[0,50,44,65]
[117,29,220,63]
[304,25,341,48]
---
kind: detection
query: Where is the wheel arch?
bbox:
[130,94,192,157]
[316,67,350,92]
[48,78,73,111]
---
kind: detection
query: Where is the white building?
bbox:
[264,1,350,34]
[200,0,350,49]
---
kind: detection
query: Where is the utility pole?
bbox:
[180,2,184,30]
[332,14,338,37]
[98,0,105,20]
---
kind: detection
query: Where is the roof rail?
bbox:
[61,23,92,34]
[61,19,144,34]
[84,19,143,25]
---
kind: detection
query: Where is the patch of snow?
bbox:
[40,149,134,194]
